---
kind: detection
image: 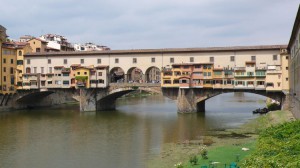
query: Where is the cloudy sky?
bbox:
[1,0,299,49]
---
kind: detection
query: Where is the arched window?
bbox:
[26,67,31,74]
[18,51,22,56]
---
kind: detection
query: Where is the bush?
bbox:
[242,120,300,167]
[199,146,208,160]
[189,154,198,165]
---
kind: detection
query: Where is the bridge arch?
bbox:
[145,66,160,83]
[110,67,125,83]
[194,90,285,112]
[126,67,144,83]
[95,84,162,111]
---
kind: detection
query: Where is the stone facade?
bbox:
[288,5,300,119]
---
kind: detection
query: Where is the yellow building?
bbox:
[15,43,32,90]
[1,43,17,94]
[27,38,48,53]
[74,67,91,88]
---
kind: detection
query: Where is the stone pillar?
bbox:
[79,88,96,112]
[177,88,199,113]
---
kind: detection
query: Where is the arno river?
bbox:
[0,93,266,168]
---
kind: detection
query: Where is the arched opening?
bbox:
[145,66,160,83]
[110,67,125,83]
[26,67,31,74]
[127,67,143,83]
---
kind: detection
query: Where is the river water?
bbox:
[0,93,266,168]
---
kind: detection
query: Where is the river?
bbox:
[0,92,266,168]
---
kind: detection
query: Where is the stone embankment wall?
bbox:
[286,95,300,119]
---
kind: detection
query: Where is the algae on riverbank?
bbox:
[147,110,294,168]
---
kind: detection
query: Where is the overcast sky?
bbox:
[1,0,299,49]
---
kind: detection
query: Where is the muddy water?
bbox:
[0,93,265,168]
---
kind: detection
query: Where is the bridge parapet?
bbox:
[109,83,161,93]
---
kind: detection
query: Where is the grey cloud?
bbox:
[1,0,299,49]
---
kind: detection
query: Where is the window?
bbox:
[210,57,214,62]
[34,67,37,73]
[286,78,288,81]
[151,58,155,63]
[26,67,31,73]
[286,56,289,60]
[17,60,23,65]
[214,71,222,75]
[195,65,201,69]
[84,72,87,75]
[3,67,6,72]
[98,72,102,76]
[277,82,281,87]
[170,57,174,63]
[273,55,278,61]
[63,81,69,85]
[41,67,44,74]
[27,59,30,64]
[36,48,40,52]
[190,57,194,62]
[133,58,137,63]
[48,59,51,64]
[286,67,288,70]
[230,56,235,62]
[183,66,189,69]
[115,58,119,63]
[49,67,52,73]
[77,72,80,75]
[251,56,256,61]
[3,58,6,64]
[10,59,13,64]
[97,59,101,64]
[3,76,6,82]
[81,59,84,64]
[18,51,22,56]
[64,59,67,64]
[10,68,13,74]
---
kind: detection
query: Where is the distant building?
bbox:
[19,35,35,42]
[74,42,110,51]
[40,34,74,52]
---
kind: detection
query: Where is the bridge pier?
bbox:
[177,88,205,113]
[79,88,98,112]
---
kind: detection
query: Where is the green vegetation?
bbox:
[75,76,88,81]
[131,86,139,90]
[242,120,300,167]
[147,110,295,168]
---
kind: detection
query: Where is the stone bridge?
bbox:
[162,88,286,113]
[1,84,287,113]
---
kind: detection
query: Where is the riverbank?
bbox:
[147,110,295,168]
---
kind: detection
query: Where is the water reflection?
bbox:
[0,93,266,168]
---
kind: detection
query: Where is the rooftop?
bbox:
[25,44,287,57]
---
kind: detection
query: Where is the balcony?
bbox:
[266,70,282,74]
[255,85,266,90]
[234,67,246,71]
[179,83,190,88]
[213,83,223,89]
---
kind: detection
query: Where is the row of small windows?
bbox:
[25,55,280,65]
[2,50,23,56]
